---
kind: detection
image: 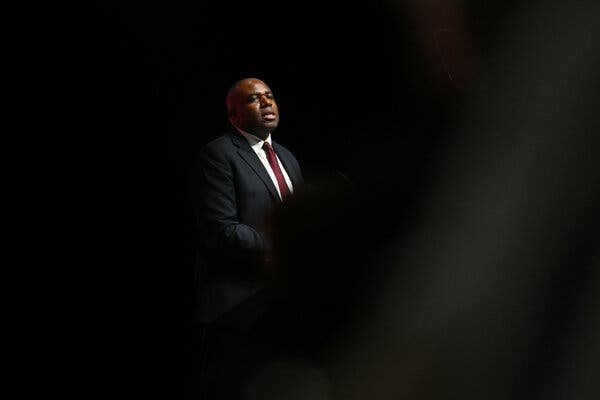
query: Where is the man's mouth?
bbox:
[263,113,277,121]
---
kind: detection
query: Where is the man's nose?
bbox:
[259,95,272,106]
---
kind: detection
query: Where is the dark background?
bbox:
[33,2,465,396]
[28,1,598,398]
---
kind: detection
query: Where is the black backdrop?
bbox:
[31,2,521,397]
[25,0,600,398]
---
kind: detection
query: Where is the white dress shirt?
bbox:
[237,128,294,200]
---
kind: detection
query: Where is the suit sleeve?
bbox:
[195,145,268,261]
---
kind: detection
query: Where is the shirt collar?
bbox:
[235,127,272,148]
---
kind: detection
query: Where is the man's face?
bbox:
[229,79,279,139]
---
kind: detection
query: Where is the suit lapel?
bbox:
[273,142,301,188]
[228,130,281,203]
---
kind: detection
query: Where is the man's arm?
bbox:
[195,145,269,261]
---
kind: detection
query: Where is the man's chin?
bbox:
[255,125,278,139]
[263,121,278,130]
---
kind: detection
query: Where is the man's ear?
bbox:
[228,110,238,125]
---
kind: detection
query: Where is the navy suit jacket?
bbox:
[193,128,303,325]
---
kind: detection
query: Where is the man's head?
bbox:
[226,77,279,140]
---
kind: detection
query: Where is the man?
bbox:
[190,77,303,399]
[194,78,303,399]
[194,77,303,325]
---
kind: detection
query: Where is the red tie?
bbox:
[262,142,291,199]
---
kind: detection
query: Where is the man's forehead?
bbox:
[241,80,270,93]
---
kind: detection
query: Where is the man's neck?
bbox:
[235,127,271,144]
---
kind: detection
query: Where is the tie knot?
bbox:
[262,142,273,151]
